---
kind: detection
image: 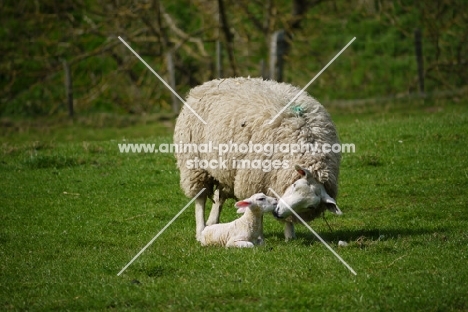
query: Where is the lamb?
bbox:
[200,193,278,248]
[174,77,342,241]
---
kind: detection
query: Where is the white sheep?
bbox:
[200,193,278,248]
[174,77,342,241]
[273,165,342,221]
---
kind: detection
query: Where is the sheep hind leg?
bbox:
[195,194,207,242]
[206,189,226,226]
[284,221,296,241]
[227,240,255,248]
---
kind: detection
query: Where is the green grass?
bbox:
[1,99,468,311]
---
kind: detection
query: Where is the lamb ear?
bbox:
[235,200,250,214]
[235,200,251,208]
[236,207,247,214]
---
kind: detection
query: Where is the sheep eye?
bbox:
[258,197,265,201]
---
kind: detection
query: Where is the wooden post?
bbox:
[62,60,74,117]
[269,30,287,82]
[217,0,237,76]
[414,28,425,94]
[166,51,179,113]
[216,40,222,78]
[260,59,266,79]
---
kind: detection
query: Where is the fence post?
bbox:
[260,59,267,79]
[414,28,425,94]
[166,51,179,113]
[62,60,74,117]
[269,29,287,82]
[216,40,223,78]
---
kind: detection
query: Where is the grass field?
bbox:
[1,98,467,311]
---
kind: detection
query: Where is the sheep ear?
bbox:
[294,164,306,176]
[294,165,312,179]
[322,192,342,215]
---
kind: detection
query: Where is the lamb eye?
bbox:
[258,197,265,201]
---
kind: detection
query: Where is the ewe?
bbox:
[174,77,342,241]
[200,193,277,248]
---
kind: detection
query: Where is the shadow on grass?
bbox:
[268,226,446,245]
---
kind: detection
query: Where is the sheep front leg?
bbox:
[206,189,226,226]
[195,195,207,242]
[284,221,296,241]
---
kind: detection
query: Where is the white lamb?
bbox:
[200,193,278,248]
[174,77,342,241]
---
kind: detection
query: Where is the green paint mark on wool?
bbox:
[290,105,305,116]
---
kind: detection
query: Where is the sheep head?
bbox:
[272,165,342,219]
